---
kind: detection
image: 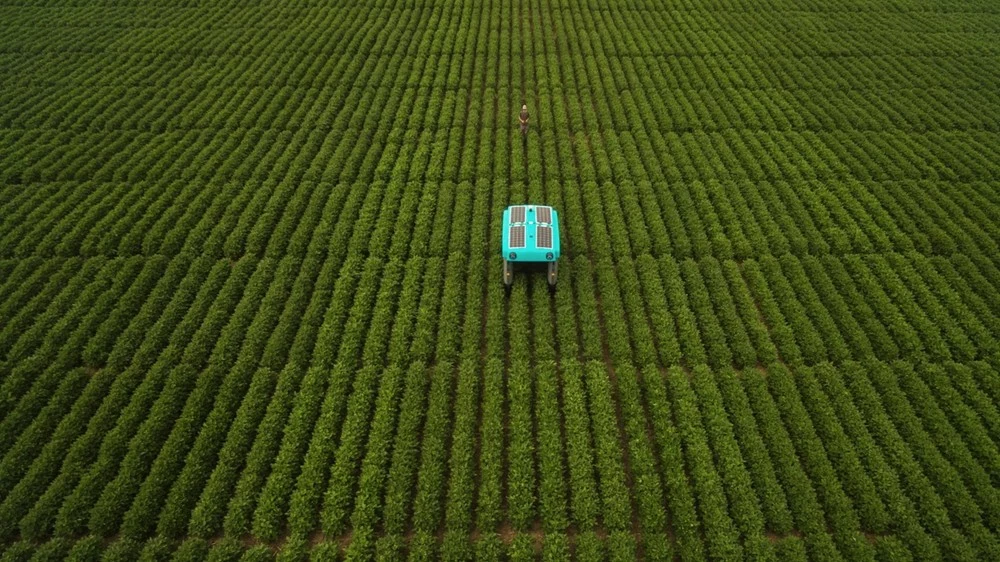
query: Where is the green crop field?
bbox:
[1,0,1000,559]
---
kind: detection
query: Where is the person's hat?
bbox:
[522,104,527,110]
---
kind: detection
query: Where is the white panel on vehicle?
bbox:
[509,225,526,248]
[537,225,552,249]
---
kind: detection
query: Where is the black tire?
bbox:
[547,261,557,287]
[503,259,513,288]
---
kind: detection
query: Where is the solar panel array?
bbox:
[535,205,551,224]
[536,225,553,248]
[510,205,526,223]
[509,225,526,248]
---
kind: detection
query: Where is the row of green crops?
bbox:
[4,178,1000,262]
[2,0,1000,558]
[1,358,997,560]
[0,529,733,562]
[14,243,994,374]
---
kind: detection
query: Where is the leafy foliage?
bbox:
[0,0,998,558]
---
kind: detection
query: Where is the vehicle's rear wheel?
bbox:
[503,259,513,288]
[548,261,557,288]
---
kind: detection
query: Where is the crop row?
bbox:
[4,176,999,286]
[1,250,997,402]
[0,251,996,551]
[3,5,1000,223]
[4,347,999,557]
[2,0,999,557]
[0,529,720,562]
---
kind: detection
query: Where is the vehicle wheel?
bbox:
[548,261,557,288]
[503,259,513,288]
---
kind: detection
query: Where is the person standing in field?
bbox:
[519,104,529,136]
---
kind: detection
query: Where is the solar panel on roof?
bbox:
[535,206,551,224]
[537,225,552,248]
[509,225,526,248]
[510,206,526,223]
